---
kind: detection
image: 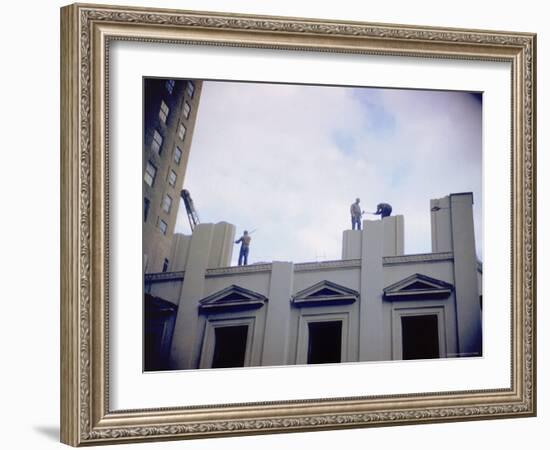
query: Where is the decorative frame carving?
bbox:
[60,3,536,446]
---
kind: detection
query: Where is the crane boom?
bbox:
[180,189,200,231]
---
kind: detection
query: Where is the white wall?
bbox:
[0,1,546,450]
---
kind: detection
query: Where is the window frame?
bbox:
[165,79,175,95]
[173,146,183,164]
[144,161,157,187]
[158,218,168,235]
[162,193,173,213]
[391,306,447,360]
[296,312,350,365]
[307,321,344,364]
[167,169,177,187]
[199,317,256,369]
[183,101,191,119]
[159,100,170,123]
[186,80,195,98]
[151,129,163,154]
[177,123,186,140]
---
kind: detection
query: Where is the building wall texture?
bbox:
[145,193,482,371]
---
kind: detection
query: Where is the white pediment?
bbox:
[383,273,454,300]
[292,280,359,307]
[198,285,267,312]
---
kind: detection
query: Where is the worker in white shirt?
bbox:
[235,230,252,266]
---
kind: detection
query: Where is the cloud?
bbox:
[175,81,482,265]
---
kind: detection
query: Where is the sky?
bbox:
[174,81,482,266]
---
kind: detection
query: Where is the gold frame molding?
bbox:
[60,3,536,446]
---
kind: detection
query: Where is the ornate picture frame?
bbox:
[60,3,536,446]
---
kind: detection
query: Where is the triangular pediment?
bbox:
[144,293,177,317]
[384,273,453,301]
[199,285,267,313]
[401,281,431,291]
[292,280,359,307]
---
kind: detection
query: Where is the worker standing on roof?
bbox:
[350,198,363,230]
[235,230,252,266]
[374,203,393,218]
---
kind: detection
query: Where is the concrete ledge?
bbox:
[144,271,185,282]
[206,263,273,276]
[295,259,361,272]
[383,252,453,265]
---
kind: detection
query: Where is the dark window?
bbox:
[144,197,150,222]
[307,321,342,364]
[144,320,166,371]
[162,258,169,272]
[212,326,248,368]
[165,79,175,94]
[401,315,440,360]
[144,295,176,371]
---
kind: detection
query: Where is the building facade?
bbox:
[143,78,202,274]
[144,193,482,371]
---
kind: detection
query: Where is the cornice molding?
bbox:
[295,259,361,272]
[206,263,273,276]
[383,252,453,265]
[144,271,185,282]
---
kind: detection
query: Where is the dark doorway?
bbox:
[307,321,342,364]
[401,315,440,360]
[212,325,248,368]
[144,294,176,372]
[144,320,165,371]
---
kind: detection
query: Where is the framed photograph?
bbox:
[60,3,536,446]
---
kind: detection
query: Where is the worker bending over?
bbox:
[374,203,392,218]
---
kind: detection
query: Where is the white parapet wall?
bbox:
[382,215,404,257]
[430,193,481,356]
[342,230,362,260]
[342,215,404,260]
[170,222,236,272]
[170,234,191,272]
[430,196,453,253]
[208,222,236,269]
